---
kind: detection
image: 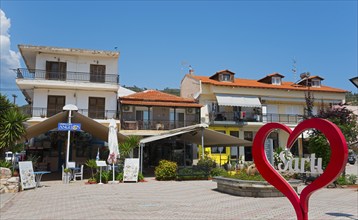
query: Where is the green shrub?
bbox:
[116,172,123,182]
[138,172,144,181]
[0,160,12,168]
[337,174,357,185]
[197,157,215,174]
[95,170,110,183]
[155,160,177,181]
[210,167,227,177]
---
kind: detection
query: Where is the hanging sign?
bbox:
[58,123,81,131]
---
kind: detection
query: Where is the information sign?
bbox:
[18,161,36,190]
[123,158,139,182]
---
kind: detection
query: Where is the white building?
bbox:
[15,45,122,171]
[16,44,120,122]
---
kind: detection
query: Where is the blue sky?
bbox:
[1,1,357,106]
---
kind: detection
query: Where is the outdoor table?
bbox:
[33,171,51,187]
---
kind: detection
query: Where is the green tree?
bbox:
[0,109,29,151]
[118,135,141,158]
[308,105,358,169]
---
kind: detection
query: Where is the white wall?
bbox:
[36,53,118,74]
[33,89,117,112]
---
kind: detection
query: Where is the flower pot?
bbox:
[63,173,71,184]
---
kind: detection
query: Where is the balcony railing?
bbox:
[121,120,199,130]
[210,112,303,124]
[16,68,119,85]
[20,107,118,120]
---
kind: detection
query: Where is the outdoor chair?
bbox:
[73,165,84,181]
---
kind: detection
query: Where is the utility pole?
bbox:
[12,94,17,105]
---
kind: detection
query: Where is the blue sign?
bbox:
[58,123,81,131]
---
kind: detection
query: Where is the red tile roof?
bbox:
[119,90,202,108]
[188,74,346,93]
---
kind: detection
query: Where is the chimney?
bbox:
[189,65,194,75]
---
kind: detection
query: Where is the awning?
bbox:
[140,124,252,147]
[24,111,127,142]
[215,94,261,107]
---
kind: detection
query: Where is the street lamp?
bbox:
[349,77,358,88]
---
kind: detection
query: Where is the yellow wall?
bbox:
[198,125,240,165]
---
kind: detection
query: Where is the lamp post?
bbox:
[349,77,358,88]
[12,94,17,105]
[63,104,78,169]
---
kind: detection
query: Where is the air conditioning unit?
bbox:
[122,105,133,112]
[186,108,195,114]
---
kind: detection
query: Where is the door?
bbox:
[46,61,67,80]
[88,97,105,119]
[47,95,65,117]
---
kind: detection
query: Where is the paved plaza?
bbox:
[0,174,357,220]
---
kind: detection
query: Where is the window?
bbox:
[220,74,231,82]
[46,61,67,80]
[244,131,254,161]
[311,79,321,87]
[210,130,226,153]
[47,95,65,117]
[90,64,106,83]
[211,146,226,154]
[88,97,105,119]
[271,77,281,85]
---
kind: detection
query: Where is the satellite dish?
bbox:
[300,72,311,79]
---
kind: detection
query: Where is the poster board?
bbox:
[123,158,139,182]
[18,161,36,189]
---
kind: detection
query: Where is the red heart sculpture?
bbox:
[252,118,348,220]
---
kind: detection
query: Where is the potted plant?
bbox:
[63,168,71,184]
[85,159,98,184]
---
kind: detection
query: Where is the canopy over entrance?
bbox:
[24,111,127,142]
[138,124,251,172]
[215,94,261,107]
[140,124,251,146]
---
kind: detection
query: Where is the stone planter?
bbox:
[63,173,71,184]
[213,176,301,198]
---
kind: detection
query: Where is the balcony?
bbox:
[16,68,119,85]
[209,111,303,125]
[20,106,118,120]
[121,119,199,130]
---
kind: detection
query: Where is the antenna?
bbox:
[181,61,193,74]
[292,57,297,82]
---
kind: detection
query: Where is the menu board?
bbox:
[18,161,36,189]
[123,158,139,182]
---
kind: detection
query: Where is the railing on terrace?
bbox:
[210,112,303,124]
[20,107,118,120]
[16,68,119,85]
[121,119,199,130]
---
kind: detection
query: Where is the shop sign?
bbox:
[58,123,81,131]
[277,152,323,174]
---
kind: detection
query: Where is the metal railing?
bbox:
[121,119,199,130]
[210,112,303,124]
[16,68,119,85]
[20,106,118,119]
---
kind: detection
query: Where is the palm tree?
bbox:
[118,135,141,158]
[0,108,29,151]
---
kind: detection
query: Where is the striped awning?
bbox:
[215,94,261,107]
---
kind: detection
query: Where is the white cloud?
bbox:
[0,9,23,104]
